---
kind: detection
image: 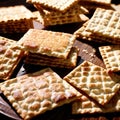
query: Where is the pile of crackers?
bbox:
[69,2,120,116]
[17,29,79,69]
[74,8,120,44]
[27,0,89,26]
[0,0,120,120]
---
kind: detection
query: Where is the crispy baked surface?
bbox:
[0,36,24,80]
[85,8,120,44]
[18,29,76,59]
[64,61,120,105]
[0,68,80,120]
[99,45,120,72]
[0,0,120,120]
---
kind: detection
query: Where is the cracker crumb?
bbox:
[82,49,88,54]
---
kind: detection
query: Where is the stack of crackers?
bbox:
[0,5,36,33]
[74,8,120,44]
[0,0,120,120]
[26,0,89,26]
[17,29,79,69]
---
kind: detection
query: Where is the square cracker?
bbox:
[99,45,120,72]
[64,61,120,105]
[0,36,24,80]
[85,8,120,44]
[0,68,80,120]
[18,29,76,59]
[25,47,79,68]
[27,0,79,12]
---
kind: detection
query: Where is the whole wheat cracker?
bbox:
[0,5,35,21]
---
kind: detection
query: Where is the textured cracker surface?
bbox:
[64,61,120,105]
[85,8,120,44]
[99,45,120,72]
[18,29,76,59]
[0,68,80,120]
[0,36,23,80]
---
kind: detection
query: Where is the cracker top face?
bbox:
[64,61,120,105]
[27,0,79,12]
[0,68,80,120]
[0,36,23,80]
[0,5,35,22]
[18,29,76,59]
